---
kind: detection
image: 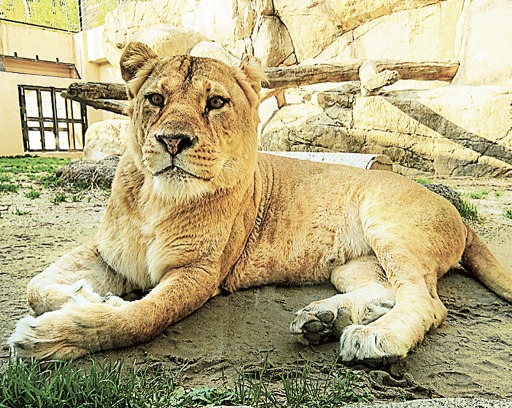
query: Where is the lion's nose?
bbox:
[155,133,196,156]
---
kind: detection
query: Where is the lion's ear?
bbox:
[237,57,267,108]
[239,57,266,94]
[120,42,158,98]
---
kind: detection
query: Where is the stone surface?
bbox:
[98,0,512,176]
[312,0,461,64]
[102,0,195,66]
[83,119,129,161]
[261,86,512,177]
[272,0,340,62]
[252,15,295,67]
[129,25,207,58]
[327,0,442,32]
[189,41,240,65]
[453,0,512,86]
[191,0,255,46]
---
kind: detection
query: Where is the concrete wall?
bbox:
[0,21,111,156]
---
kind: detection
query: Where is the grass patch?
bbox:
[50,192,67,205]
[458,198,481,222]
[12,207,31,216]
[36,174,64,188]
[466,190,489,200]
[0,182,19,193]
[0,359,373,408]
[414,177,433,185]
[503,208,512,219]
[0,360,177,408]
[0,156,70,174]
[24,190,41,200]
[495,191,504,199]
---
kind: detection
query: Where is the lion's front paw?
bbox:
[339,324,408,363]
[290,299,352,345]
[9,312,89,360]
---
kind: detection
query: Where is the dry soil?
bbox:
[1,176,511,401]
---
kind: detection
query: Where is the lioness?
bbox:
[10,42,512,362]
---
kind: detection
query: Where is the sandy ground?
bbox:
[1,176,511,401]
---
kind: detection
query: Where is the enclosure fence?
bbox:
[0,0,121,32]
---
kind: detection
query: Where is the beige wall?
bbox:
[0,21,114,156]
[0,72,92,156]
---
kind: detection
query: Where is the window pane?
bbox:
[56,93,67,119]
[44,131,56,150]
[28,131,42,150]
[25,90,39,117]
[41,92,53,118]
[71,101,82,119]
[59,131,70,150]
[71,123,83,149]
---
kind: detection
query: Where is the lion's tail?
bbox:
[461,225,512,302]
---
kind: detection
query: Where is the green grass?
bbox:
[414,177,433,185]
[25,189,41,200]
[12,208,31,216]
[0,359,374,408]
[0,182,19,193]
[0,156,70,174]
[50,192,67,205]
[466,190,489,200]
[458,198,481,222]
[495,191,504,199]
[504,208,512,219]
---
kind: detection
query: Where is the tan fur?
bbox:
[10,43,512,361]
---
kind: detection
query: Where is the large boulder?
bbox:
[103,23,207,67]
[261,86,512,177]
[252,15,295,67]
[272,0,340,62]
[453,0,512,86]
[83,119,129,161]
[189,41,240,65]
[311,0,461,64]
[191,0,255,46]
[102,0,197,66]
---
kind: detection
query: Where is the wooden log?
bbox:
[265,60,458,88]
[66,81,129,100]
[61,92,128,115]
[63,60,459,106]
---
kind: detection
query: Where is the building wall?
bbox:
[0,21,111,156]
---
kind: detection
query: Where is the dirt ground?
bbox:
[1,176,511,401]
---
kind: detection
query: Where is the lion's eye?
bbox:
[147,93,165,107]
[206,96,228,111]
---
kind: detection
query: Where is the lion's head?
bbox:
[119,42,265,200]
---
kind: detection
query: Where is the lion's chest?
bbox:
[98,206,201,290]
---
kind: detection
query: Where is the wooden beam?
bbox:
[62,60,459,112]
[65,81,128,100]
[264,60,458,88]
[61,92,128,115]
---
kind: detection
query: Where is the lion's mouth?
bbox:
[153,164,211,181]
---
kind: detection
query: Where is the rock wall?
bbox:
[94,0,512,176]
